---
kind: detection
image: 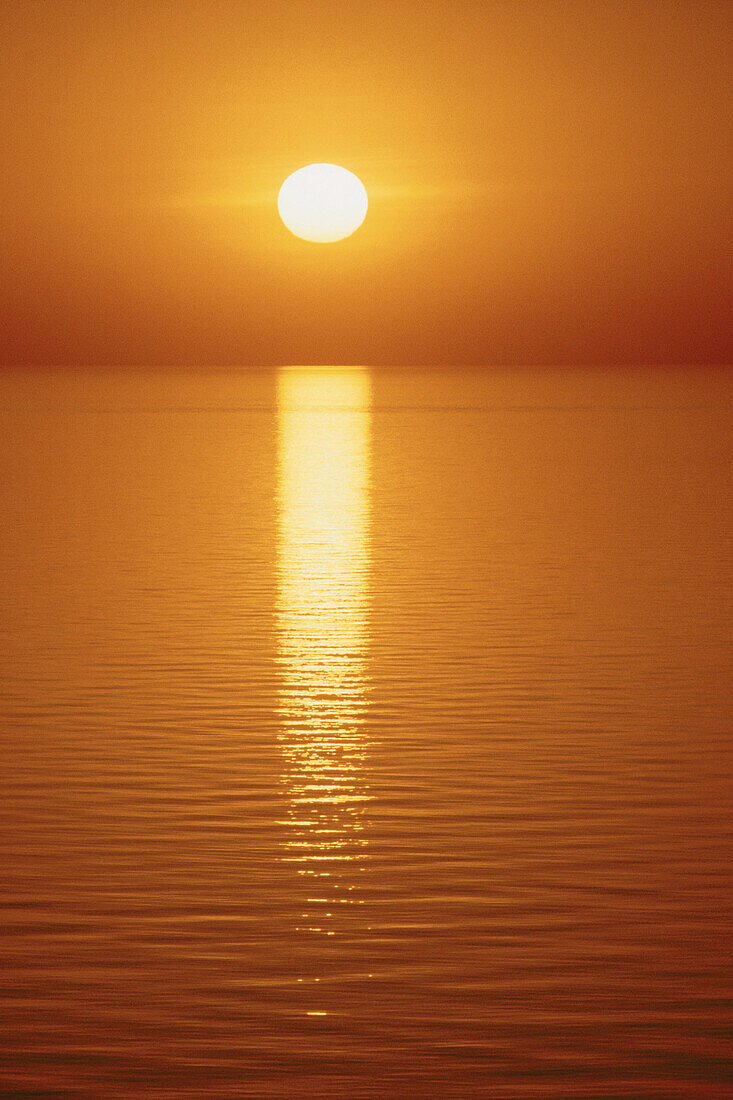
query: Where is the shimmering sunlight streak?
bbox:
[276,369,372,937]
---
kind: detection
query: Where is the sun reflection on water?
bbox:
[276,368,372,937]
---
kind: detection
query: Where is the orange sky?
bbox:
[1,0,730,366]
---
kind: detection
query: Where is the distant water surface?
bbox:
[0,366,731,1098]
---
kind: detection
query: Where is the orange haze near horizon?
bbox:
[0,0,730,367]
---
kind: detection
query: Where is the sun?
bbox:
[277,164,368,243]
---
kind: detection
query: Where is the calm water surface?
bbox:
[1,367,731,1098]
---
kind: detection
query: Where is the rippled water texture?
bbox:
[1,366,731,1098]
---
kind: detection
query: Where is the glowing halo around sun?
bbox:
[277,164,368,243]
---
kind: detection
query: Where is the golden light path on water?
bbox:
[276,368,372,941]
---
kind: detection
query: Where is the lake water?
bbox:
[1,366,731,1098]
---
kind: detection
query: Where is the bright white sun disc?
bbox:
[278,164,368,243]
